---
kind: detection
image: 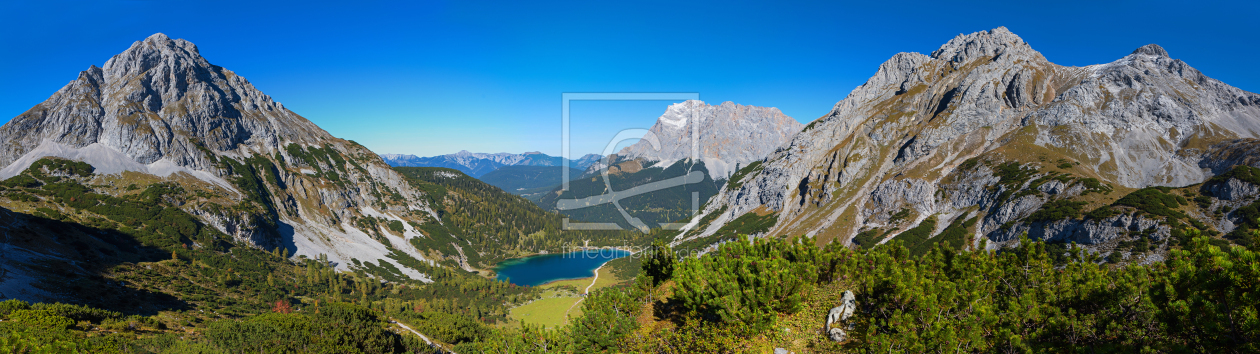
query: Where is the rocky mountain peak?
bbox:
[103,33,205,81]
[1131,43,1170,58]
[681,27,1260,255]
[930,26,1039,63]
[617,100,802,179]
[0,33,331,173]
[0,34,441,280]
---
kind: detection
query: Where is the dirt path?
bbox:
[390,318,433,345]
[561,263,607,324]
[450,242,475,273]
[584,264,603,294]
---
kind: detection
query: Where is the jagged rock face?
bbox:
[1201,139,1260,174]
[0,33,330,171]
[0,34,438,280]
[618,100,803,179]
[1030,44,1260,187]
[681,27,1260,254]
[990,214,1171,246]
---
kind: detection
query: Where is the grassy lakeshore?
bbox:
[506,265,626,328]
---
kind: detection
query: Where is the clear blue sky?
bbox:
[2,1,1257,157]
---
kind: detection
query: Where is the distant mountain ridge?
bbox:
[381,151,601,178]
[479,165,583,197]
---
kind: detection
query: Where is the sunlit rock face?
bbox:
[0,33,442,281]
[681,27,1260,254]
[618,99,803,180]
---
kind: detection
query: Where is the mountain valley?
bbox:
[0,26,1258,353]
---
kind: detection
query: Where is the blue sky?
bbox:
[2,1,1258,157]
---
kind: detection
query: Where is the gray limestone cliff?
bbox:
[679,27,1260,259]
[617,100,803,180]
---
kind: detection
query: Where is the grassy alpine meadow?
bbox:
[541,265,625,292]
[508,295,583,328]
[508,265,629,328]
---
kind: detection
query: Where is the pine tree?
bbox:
[643,238,675,286]
[672,235,813,333]
[572,286,642,352]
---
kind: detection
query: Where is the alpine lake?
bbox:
[494,249,631,287]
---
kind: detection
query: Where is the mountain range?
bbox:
[381,151,601,178]
[2,27,1259,352]
[679,27,1260,259]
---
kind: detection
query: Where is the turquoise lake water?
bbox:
[494,249,631,287]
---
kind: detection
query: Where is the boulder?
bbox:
[825,290,857,342]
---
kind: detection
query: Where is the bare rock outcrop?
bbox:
[825,290,858,342]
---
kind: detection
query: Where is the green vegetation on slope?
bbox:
[890,215,936,248]
[673,236,815,333]
[0,158,542,350]
[7,156,1260,353]
[0,299,433,353]
[10,155,1260,353]
[851,228,886,249]
[393,167,656,267]
[539,159,721,229]
[478,165,582,195]
[1207,165,1260,186]
[1026,199,1090,222]
[908,215,976,255]
[725,159,763,190]
[674,210,778,252]
[470,229,1260,352]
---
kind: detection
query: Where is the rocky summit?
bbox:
[0,33,332,173]
[0,33,443,281]
[678,27,1260,257]
[617,100,803,179]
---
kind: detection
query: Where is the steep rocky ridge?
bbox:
[0,34,446,280]
[678,27,1260,258]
